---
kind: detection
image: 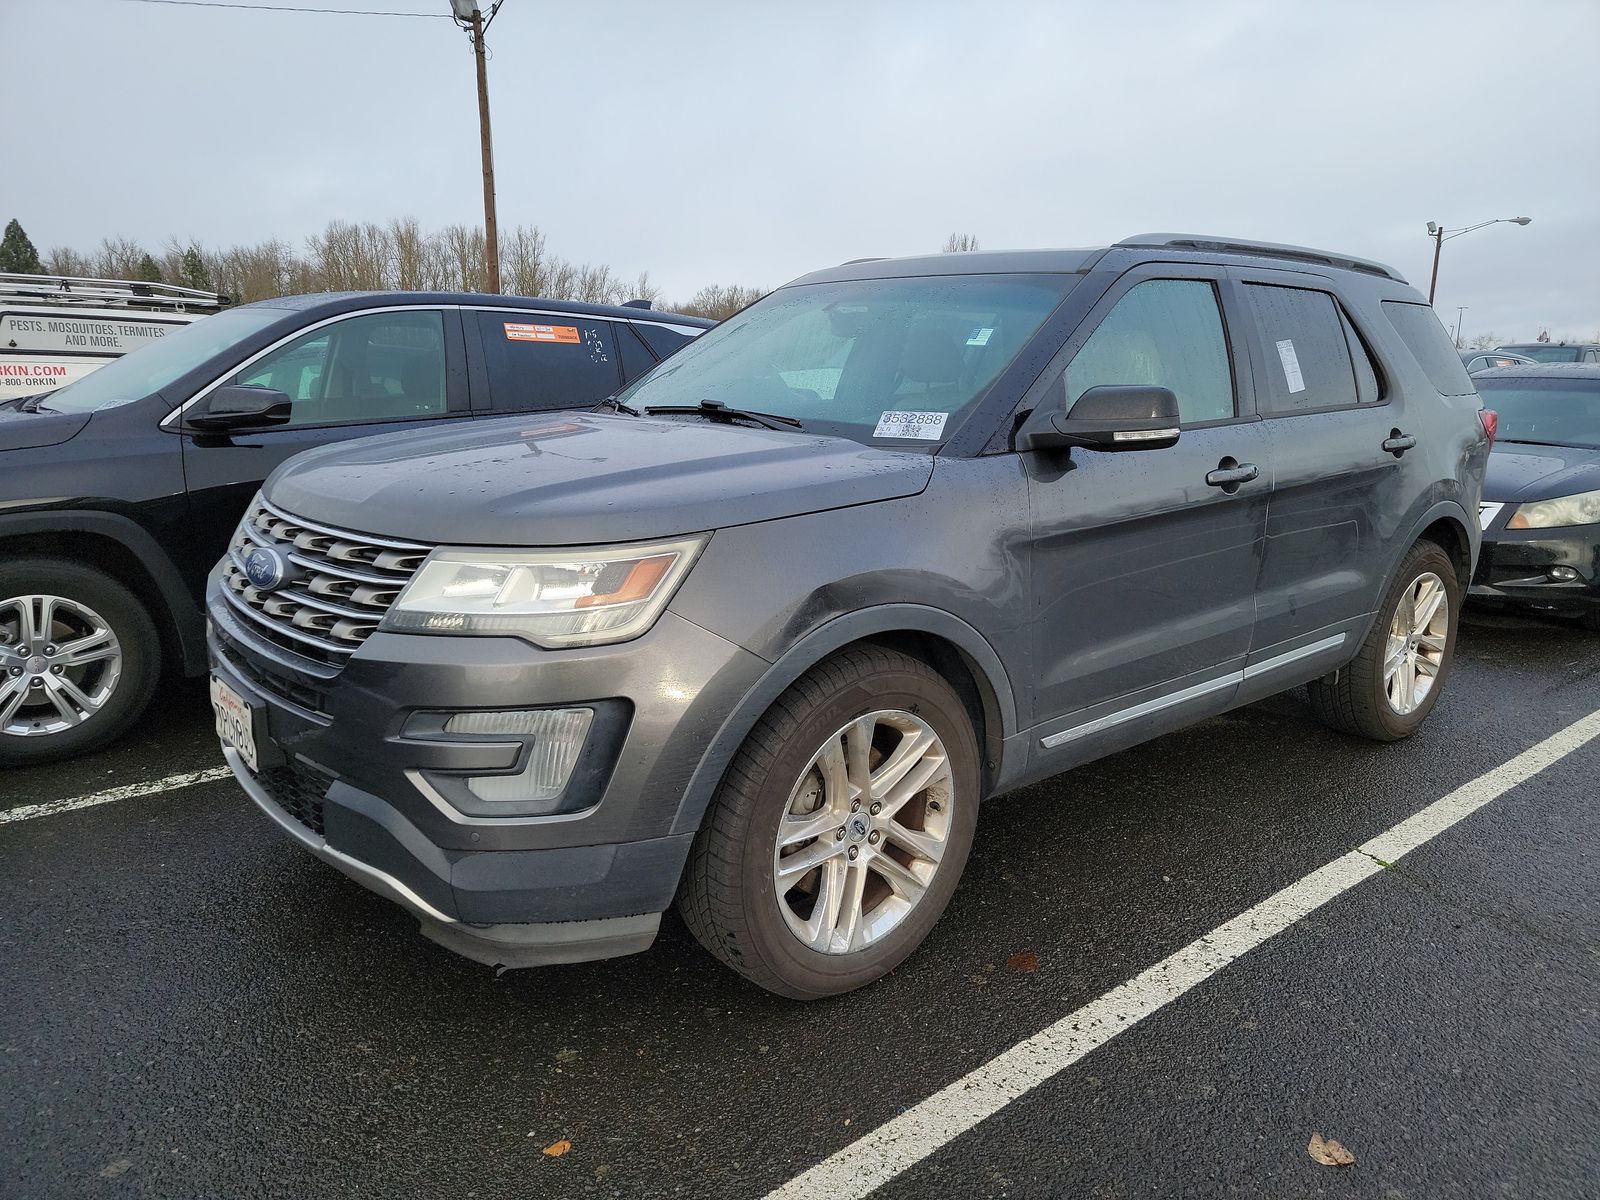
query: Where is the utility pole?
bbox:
[452,1,501,293]
[1424,216,1532,305]
[1453,306,1468,348]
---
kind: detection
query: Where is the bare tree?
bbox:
[93,236,148,279]
[675,283,766,321]
[1468,332,1500,350]
[44,246,93,276]
[942,232,980,253]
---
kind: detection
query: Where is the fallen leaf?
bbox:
[1007,951,1039,973]
[100,1159,133,1180]
[555,1048,579,1064]
[1308,1132,1355,1166]
[543,1139,572,1158]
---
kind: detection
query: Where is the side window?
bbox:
[634,323,697,359]
[1064,278,1235,424]
[615,322,658,384]
[234,310,447,427]
[1245,285,1360,413]
[1341,311,1382,404]
[1380,302,1477,396]
[474,312,620,413]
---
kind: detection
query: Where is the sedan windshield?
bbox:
[617,274,1077,446]
[33,306,289,414]
[1498,345,1586,363]
[1475,376,1600,449]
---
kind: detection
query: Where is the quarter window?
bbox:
[473,312,620,414]
[1064,278,1235,424]
[233,309,448,427]
[1246,285,1363,413]
[1381,301,1477,396]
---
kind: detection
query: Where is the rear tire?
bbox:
[1308,540,1459,742]
[678,646,980,999]
[0,559,161,767]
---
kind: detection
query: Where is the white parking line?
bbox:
[0,766,231,826]
[765,706,1600,1200]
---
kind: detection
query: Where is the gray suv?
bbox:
[207,235,1490,998]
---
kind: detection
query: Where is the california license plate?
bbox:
[210,675,259,773]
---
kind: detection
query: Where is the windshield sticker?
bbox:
[874,410,949,440]
[505,322,580,344]
[966,327,995,347]
[1275,338,1306,394]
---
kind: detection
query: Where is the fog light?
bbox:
[1548,566,1578,582]
[444,708,593,803]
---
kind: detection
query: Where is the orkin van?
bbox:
[0,272,227,398]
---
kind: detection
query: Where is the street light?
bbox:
[450,0,502,293]
[1426,216,1531,305]
[1453,306,1468,348]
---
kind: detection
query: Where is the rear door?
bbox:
[1026,265,1270,755]
[1229,268,1414,693]
[467,310,624,415]
[177,306,470,581]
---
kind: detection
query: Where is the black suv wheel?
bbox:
[0,559,161,767]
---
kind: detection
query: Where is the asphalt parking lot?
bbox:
[3,610,1597,1200]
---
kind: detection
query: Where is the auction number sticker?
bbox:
[874,410,949,440]
[1275,338,1306,394]
[504,322,580,344]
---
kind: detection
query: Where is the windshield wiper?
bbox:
[593,395,643,417]
[645,399,802,431]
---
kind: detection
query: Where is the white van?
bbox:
[0,272,227,399]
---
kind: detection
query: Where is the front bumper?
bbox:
[208,572,768,967]
[1469,520,1600,618]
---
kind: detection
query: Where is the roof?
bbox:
[788,232,1409,288]
[238,290,714,327]
[1474,363,1600,379]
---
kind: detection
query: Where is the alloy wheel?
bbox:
[0,594,123,736]
[1383,572,1448,716]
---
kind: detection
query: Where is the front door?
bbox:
[1026,270,1269,751]
[175,307,470,593]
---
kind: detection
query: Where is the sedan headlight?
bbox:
[1507,489,1600,530]
[382,536,706,648]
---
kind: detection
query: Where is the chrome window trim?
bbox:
[1039,633,1347,749]
[464,304,704,337]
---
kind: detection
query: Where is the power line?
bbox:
[101,0,447,17]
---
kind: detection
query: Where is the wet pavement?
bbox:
[2,610,1596,1199]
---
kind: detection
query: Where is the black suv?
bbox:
[207,236,1489,998]
[0,292,710,764]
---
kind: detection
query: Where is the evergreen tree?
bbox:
[0,219,43,274]
[135,253,164,283]
[179,245,211,292]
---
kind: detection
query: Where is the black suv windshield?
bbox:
[33,307,288,414]
[618,274,1076,445]
[1475,375,1600,449]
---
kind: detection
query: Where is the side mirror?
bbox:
[1018,384,1181,452]
[186,384,293,431]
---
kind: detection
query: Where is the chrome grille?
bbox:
[221,496,431,668]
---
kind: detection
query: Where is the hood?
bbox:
[0,407,92,452]
[1484,442,1600,503]
[265,411,935,546]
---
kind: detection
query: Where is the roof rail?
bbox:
[1115,233,1406,283]
[0,271,231,310]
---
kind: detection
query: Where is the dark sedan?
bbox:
[1461,349,1533,373]
[1471,364,1600,628]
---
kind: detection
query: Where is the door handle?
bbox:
[1205,462,1259,488]
[1383,432,1417,456]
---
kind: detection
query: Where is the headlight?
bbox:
[381,536,706,648]
[1507,489,1600,530]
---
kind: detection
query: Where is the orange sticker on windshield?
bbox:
[504,322,580,343]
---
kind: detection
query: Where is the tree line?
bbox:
[0,217,766,321]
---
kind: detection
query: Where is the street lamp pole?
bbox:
[451,0,502,293]
[1453,306,1468,348]
[1425,216,1532,305]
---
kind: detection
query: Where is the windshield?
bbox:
[1475,376,1600,449]
[1499,345,1585,363]
[617,274,1076,445]
[33,307,288,413]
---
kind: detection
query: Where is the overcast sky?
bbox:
[3,0,1596,340]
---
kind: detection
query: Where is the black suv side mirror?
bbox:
[1018,384,1181,452]
[186,384,293,431]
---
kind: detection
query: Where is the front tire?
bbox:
[678,646,980,999]
[0,559,161,767]
[1308,540,1459,742]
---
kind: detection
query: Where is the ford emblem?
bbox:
[244,545,288,592]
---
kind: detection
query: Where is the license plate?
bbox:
[210,675,259,773]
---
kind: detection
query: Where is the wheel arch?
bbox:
[668,605,1018,839]
[0,511,205,675]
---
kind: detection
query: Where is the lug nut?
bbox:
[835,827,846,841]
[7,667,19,677]
[43,645,56,656]
[51,665,63,675]
[867,831,880,845]
[29,676,44,687]
[850,799,860,813]
[869,802,882,815]
[848,846,859,860]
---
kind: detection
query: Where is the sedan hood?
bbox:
[266,412,934,546]
[1484,443,1600,503]
[0,407,92,452]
